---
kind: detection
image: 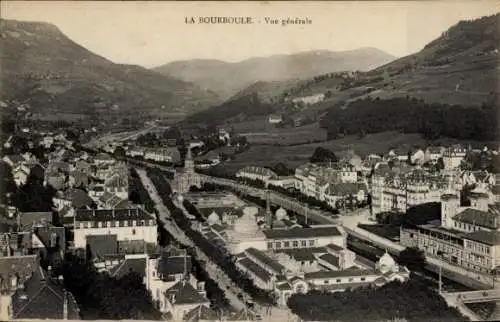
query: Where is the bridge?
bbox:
[447,290,500,304]
[198,174,338,225]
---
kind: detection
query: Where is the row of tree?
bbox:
[146,168,276,305]
[320,96,497,141]
[287,277,465,322]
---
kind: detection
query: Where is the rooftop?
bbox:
[453,208,498,230]
[304,268,377,280]
[76,207,154,222]
[263,226,342,240]
[237,258,272,282]
[165,281,208,305]
[245,248,285,273]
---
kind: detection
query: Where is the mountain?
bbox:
[153,48,396,100]
[292,14,500,108]
[0,19,221,120]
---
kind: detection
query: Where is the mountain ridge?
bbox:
[0,19,221,121]
[154,47,396,99]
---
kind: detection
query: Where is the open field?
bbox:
[240,123,327,145]
[221,131,496,174]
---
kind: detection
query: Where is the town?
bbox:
[1,3,499,322]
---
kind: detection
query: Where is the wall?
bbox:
[74,224,157,248]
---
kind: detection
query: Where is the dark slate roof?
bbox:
[304,268,377,280]
[12,267,80,320]
[86,234,118,259]
[276,282,292,291]
[66,189,94,209]
[318,253,340,268]
[237,258,272,282]
[327,183,365,196]
[453,208,498,230]
[76,207,154,222]
[326,243,343,253]
[165,281,208,305]
[464,231,500,246]
[158,251,192,279]
[35,226,65,250]
[245,248,285,273]
[0,255,38,293]
[109,257,146,279]
[263,226,342,240]
[19,212,52,231]
[184,304,219,322]
[276,247,327,262]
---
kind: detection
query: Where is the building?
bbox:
[371,167,447,215]
[0,255,80,320]
[268,114,283,124]
[425,146,445,163]
[443,145,467,170]
[144,148,181,163]
[236,166,278,183]
[172,147,201,194]
[401,192,500,275]
[73,207,157,249]
[264,225,345,251]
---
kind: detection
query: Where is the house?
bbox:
[0,255,80,320]
[323,182,367,209]
[443,145,467,170]
[40,136,54,148]
[268,114,283,124]
[69,171,89,188]
[98,191,130,209]
[73,207,158,249]
[410,148,426,165]
[53,189,94,211]
[236,166,278,183]
[425,146,445,162]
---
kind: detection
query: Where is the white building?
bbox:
[401,192,500,275]
[73,207,157,249]
[443,145,467,170]
[236,166,278,183]
[268,114,283,124]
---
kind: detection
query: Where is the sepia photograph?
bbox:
[0,1,499,321]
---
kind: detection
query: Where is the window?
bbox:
[324,280,329,284]
[267,242,273,249]
[361,277,366,281]
[336,279,341,283]
[293,241,299,247]
[301,240,307,247]
[348,278,353,282]
[132,229,136,235]
[284,241,290,248]
[276,242,282,249]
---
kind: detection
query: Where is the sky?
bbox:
[2,1,498,68]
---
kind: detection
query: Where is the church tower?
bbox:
[184,145,194,173]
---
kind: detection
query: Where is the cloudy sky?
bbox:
[2,1,498,68]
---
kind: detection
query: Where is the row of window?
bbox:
[322,277,367,284]
[267,239,316,249]
[77,219,155,229]
[465,240,491,255]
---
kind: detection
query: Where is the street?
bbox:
[136,168,300,321]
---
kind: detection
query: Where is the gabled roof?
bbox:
[276,247,327,262]
[327,182,365,196]
[184,304,219,322]
[12,267,80,320]
[245,248,285,273]
[318,253,340,268]
[237,258,272,282]
[453,208,498,230]
[165,281,208,305]
[109,257,146,279]
[65,189,94,209]
[35,226,65,250]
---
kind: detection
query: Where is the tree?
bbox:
[398,247,426,272]
[436,157,445,171]
[310,147,338,164]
